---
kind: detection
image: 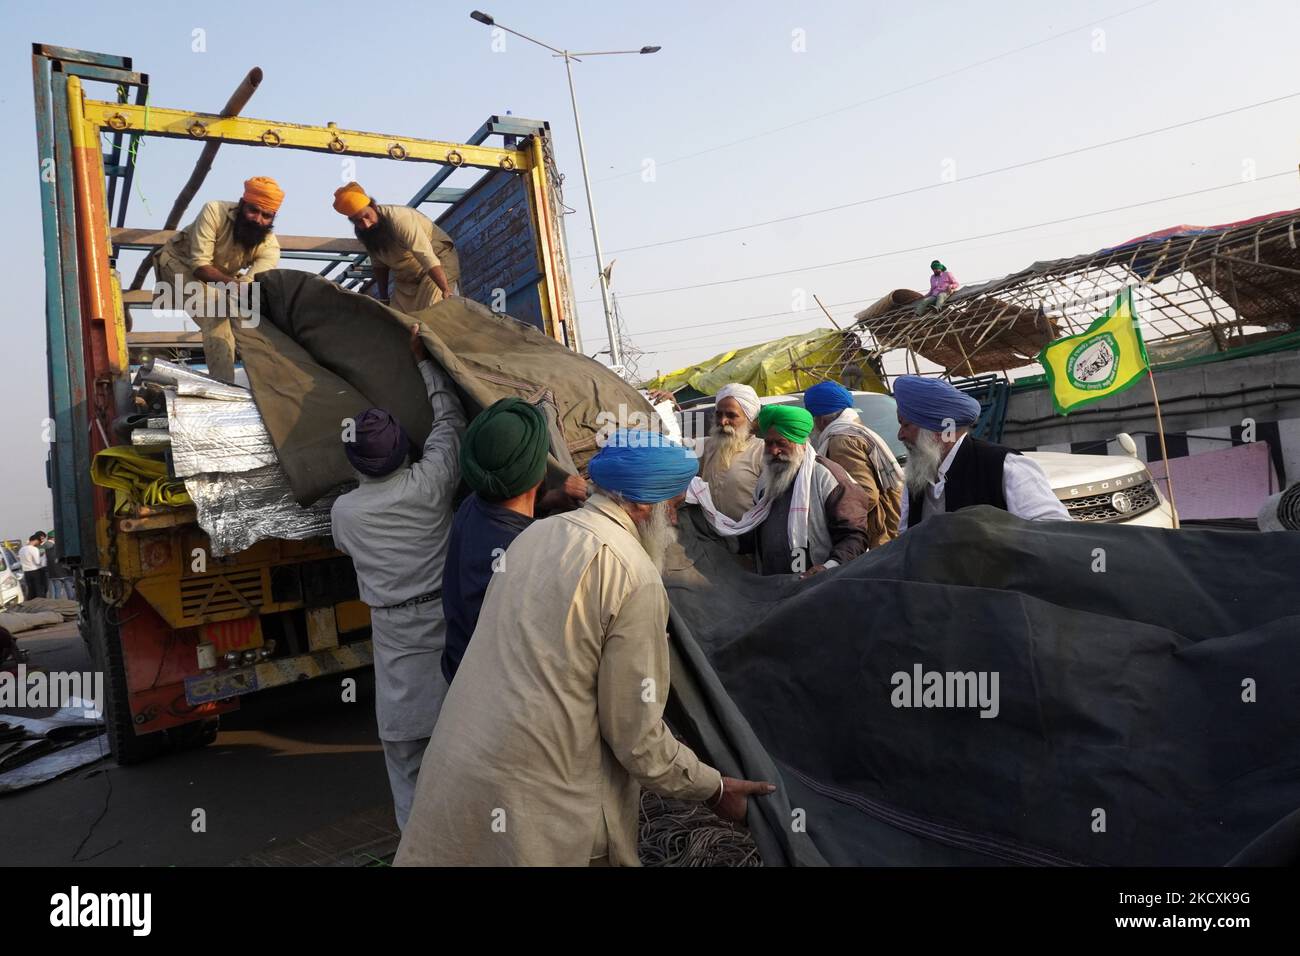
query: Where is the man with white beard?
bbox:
[698,383,765,520]
[894,376,1068,529]
[395,429,776,866]
[690,405,873,577]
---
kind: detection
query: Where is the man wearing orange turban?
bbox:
[150,177,284,383]
[333,182,459,314]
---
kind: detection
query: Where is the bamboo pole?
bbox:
[812,294,843,330]
[1146,365,1180,529]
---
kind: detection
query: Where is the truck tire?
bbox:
[166,716,220,751]
[82,584,166,765]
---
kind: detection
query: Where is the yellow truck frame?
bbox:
[33,44,578,761]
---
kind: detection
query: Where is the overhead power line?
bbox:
[592,0,1163,185]
[573,90,1300,261]
[574,171,1296,303]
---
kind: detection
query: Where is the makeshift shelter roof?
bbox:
[851,208,1300,377]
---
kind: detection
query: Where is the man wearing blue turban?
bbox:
[331,324,467,831]
[893,376,1068,529]
[803,381,904,547]
[397,428,776,866]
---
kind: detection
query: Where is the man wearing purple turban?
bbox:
[397,429,776,866]
[330,324,466,830]
[893,376,1068,529]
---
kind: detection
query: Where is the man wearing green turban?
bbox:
[915,258,960,316]
[693,402,873,577]
[441,398,587,683]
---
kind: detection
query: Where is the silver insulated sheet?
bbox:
[163,379,346,556]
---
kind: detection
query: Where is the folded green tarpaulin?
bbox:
[90,446,192,514]
[234,270,655,506]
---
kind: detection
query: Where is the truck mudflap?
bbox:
[184,640,374,706]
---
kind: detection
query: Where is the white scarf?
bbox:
[814,409,904,488]
[686,445,818,550]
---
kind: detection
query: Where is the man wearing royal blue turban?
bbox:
[331,323,466,831]
[397,428,777,867]
[803,381,904,547]
[892,375,1068,530]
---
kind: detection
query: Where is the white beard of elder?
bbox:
[634,499,675,573]
[593,488,676,573]
[763,441,806,500]
[902,427,948,496]
[709,418,753,471]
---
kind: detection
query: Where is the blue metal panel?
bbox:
[436,169,545,332]
[50,70,96,560]
[32,54,79,557]
[423,187,467,204]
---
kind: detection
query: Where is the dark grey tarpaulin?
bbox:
[664,507,1300,866]
[230,272,1300,865]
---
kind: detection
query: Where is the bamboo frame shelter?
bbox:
[846,208,1300,379]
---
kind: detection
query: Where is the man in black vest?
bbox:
[893,376,1068,530]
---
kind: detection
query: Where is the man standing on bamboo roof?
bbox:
[333,182,460,314]
[396,429,775,866]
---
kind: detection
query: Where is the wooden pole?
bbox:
[1146,365,1180,528]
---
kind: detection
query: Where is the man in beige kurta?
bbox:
[334,182,460,314]
[697,383,764,520]
[395,431,774,866]
[151,177,284,383]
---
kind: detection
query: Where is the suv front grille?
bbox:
[1061,478,1159,522]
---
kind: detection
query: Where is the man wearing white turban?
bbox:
[698,383,765,520]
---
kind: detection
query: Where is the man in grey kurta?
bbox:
[395,429,775,866]
[331,324,466,829]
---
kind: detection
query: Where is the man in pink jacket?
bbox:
[915,259,960,316]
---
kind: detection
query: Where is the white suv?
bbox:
[676,391,1177,528]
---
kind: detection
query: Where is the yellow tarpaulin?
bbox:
[642,329,884,398]
[91,446,193,515]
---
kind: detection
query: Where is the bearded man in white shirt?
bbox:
[893,376,1069,530]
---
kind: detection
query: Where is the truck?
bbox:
[32,44,581,762]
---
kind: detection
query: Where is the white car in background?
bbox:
[677,390,1177,528]
[1,545,26,607]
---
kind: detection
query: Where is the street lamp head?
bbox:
[470,10,495,25]
[639,45,661,54]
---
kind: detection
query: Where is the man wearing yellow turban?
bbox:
[333,182,460,314]
[151,177,284,383]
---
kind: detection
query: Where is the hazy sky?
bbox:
[3,0,1298,536]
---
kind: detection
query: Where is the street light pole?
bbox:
[559,52,618,368]
[469,11,659,373]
